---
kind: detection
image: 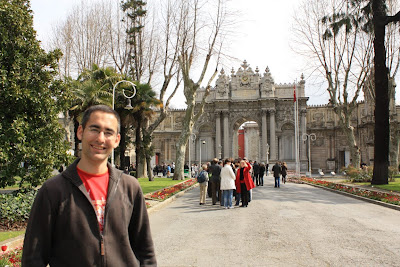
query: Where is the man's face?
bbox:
[77,111,120,165]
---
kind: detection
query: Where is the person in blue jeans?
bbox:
[220,158,236,209]
[272,161,282,188]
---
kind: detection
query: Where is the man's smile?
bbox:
[91,145,106,151]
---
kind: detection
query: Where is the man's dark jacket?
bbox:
[208,163,222,182]
[272,163,282,178]
[22,159,157,267]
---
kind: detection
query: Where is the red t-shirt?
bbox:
[77,167,109,233]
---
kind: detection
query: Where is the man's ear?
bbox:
[77,125,83,141]
[113,133,121,148]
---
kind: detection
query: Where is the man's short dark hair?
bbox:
[81,105,121,133]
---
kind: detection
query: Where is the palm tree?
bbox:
[68,64,120,156]
[129,83,161,178]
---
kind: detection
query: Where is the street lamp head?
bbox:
[202,140,206,144]
[125,98,133,110]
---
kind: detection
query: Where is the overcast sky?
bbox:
[29,0,400,106]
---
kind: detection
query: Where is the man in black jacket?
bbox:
[209,158,222,205]
[272,161,282,188]
[22,105,156,266]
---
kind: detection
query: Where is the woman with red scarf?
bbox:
[235,160,255,207]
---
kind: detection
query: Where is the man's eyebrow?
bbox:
[88,125,101,129]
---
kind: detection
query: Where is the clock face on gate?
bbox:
[241,75,249,85]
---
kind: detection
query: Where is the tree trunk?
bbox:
[389,123,399,169]
[73,118,80,157]
[135,119,145,178]
[119,125,127,170]
[372,0,389,185]
[345,125,361,168]
[173,102,195,180]
[63,112,72,144]
[337,112,361,168]
[146,152,154,181]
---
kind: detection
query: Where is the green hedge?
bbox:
[0,189,37,227]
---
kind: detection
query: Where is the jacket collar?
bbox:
[63,158,122,188]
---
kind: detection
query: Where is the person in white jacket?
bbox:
[220,158,236,209]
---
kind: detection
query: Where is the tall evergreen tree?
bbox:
[0,0,71,187]
[121,0,147,81]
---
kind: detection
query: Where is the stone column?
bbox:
[223,111,230,158]
[300,109,307,160]
[261,110,268,162]
[269,110,277,161]
[215,112,221,158]
[165,139,169,162]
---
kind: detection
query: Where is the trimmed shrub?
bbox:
[342,165,372,182]
[0,189,37,230]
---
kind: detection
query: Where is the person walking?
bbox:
[209,158,222,205]
[197,164,209,205]
[253,161,260,186]
[22,105,156,266]
[235,160,255,207]
[272,161,282,188]
[220,158,236,209]
[281,162,288,184]
[259,162,266,186]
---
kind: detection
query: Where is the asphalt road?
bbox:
[149,177,400,267]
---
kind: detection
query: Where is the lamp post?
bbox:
[111,80,137,167]
[188,133,196,177]
[199,139,206,167]
[302,133,316,176]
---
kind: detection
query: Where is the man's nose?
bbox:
[96,131,106,142]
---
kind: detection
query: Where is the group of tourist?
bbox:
[196,158,291,208]
[197,157,270,209]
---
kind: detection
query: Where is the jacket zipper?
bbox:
[100,172,121,266]
[101,234,105,255]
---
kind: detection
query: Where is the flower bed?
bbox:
[145,179,197,201]
[301,177,400,205]
[0,246,22,267]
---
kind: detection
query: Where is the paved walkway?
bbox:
[149,178,400,266]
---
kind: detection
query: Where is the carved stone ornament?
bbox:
[216,68,229,96]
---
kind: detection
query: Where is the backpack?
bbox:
[197,171,206,183]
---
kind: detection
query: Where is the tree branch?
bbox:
[385,10,400,25]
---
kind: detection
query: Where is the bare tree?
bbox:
[293,0,374,169]
[171,0,233,180]
[50,0,114,77]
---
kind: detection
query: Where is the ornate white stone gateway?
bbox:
[191,60,308,170]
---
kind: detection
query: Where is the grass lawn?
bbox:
[355,178,400,193]
[0,230,25,243]
[137,177,191,195]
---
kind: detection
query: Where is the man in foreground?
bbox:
[22,105,157,266]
